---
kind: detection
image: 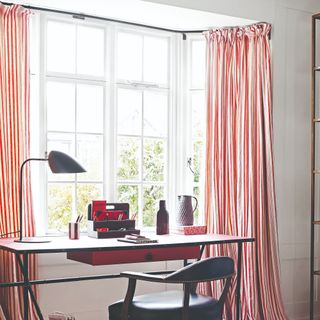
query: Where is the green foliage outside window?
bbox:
[77,184,102,226]
[48,184,73,231]
[143,139,164,182]
[193,186,200,225]
[117,137,140,180]
[143,185,164,227]
[193,140,203,183]
[117,137,166,227]
[48,183,101,231]
[117,185,139,219]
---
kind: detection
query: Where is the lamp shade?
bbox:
[48,151,86,174]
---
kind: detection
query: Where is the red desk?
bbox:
[0,233,254,320]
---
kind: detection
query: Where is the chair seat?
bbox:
[109,290,222,320]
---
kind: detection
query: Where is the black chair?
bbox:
[108,256,234,320]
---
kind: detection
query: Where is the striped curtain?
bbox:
[201,23,287,319]
[0,4,38,319]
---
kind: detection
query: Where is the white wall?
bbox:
[143,0,319,319]
[273,6,311,320]
[37,0,320,319]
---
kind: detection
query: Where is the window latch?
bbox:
[187,157,195,175]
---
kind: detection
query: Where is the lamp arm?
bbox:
[18,157,47,241]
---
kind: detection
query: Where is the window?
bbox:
[115,31,170,227]
[37,15,206,233]
[45,20,105,231]
[188,38,206,224]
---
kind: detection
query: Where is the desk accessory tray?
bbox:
[87,202,140,239]
[171,225,207,235]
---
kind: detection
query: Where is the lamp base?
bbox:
[14,237,51,243]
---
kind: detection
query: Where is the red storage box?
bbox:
[87,202,139,238]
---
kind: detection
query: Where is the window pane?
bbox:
[143,138,165,182]
[117,89,142,135]
[47,21,75,73]
[193,186,200,225]
[77,183,103,229]
[144,36,168,84]
[144,91,168,137]
[191,91,205,140]
[143,185,164,227]
[117,32,142,81]
[77,26,105,76]
[191,40,205,88]
[117,184,139,219]
[191,91,205,184]
[193,140,204,183]
[77,84,103,133]
[117,137,140,181]
[77,134,103,181]
[47,82,75,132]
[47,132,75,182]
[48,183,74,231]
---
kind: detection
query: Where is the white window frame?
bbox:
[38,14,108,234]
[110,25,177,229]
[184,34,206,225]
[34,13,187,233]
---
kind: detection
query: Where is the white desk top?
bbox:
[0,233,254,254]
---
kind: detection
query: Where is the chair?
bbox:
[108,256,234,320]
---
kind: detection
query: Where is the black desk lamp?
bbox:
[15,150,86,243]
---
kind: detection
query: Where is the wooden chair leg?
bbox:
[121,278,136,320]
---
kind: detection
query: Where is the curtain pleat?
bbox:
[200,23,287,320]
[0,4,38,320]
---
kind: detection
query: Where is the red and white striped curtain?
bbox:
[0,4,38,319]
[201,23,287,319]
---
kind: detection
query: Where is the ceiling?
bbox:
[9,0,255,30]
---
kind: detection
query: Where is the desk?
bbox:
[0,234,254,320]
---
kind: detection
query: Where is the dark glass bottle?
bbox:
[156,200,169,235]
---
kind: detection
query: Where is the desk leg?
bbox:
[23,253,29,320]
[17,254,44,320]
[236,242,243,320]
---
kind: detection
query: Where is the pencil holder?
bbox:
[69,222,80,240]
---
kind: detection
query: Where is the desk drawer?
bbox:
[67,246,200,266]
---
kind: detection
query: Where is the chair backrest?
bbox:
[164,256,234,283]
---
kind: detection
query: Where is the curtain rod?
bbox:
[0,1,206,36]
[1,2,271,40]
